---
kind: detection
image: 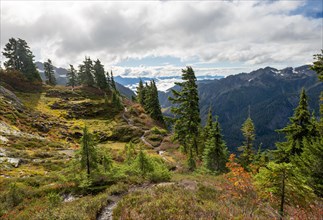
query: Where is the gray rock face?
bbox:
[0,121,44,140]
[0,85,24,111]
[7,158,22,167]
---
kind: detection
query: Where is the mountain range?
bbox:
[158,65,322,151]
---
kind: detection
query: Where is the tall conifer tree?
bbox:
[169,66,200,168]
[311,50,323,82]
[110,70,117,91]
[44,59,56,86]
[79,57,95,87]
[239,115,256,168]
[93,59,108,90]
[146,80,165,125]
[136,79,145,106]
[204,107,214,141]
[2,38,41,81]
[275,89,318,162]
[80,126,97,176]
[311,50,323,134]
[106,71,112,90]
[66,64,78,88]
[295,51,323,196]
[203,116,228,172]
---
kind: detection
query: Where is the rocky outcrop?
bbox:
[0,85,24,112]
[0,121,44,140]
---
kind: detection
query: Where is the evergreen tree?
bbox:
[136,79,145,106]
[252,145,269,173]
[255,162,314,219]
[169,66,200,169]
[93,59,108,90]
[311,49,323,81]
[2,38,41,81]
[295,138,323,197]
[142,82,149,109]
[203,116,228,173]
[99,147,113,173]
[80,126,97,176]
[295,52,323,196]
[238,115,256,168]
[110,70,117,91]
[2,38,19,70]
[44,59,56,85]
[66,64,78,88]
[275,89,318,162]
[311,50,323,134]
[135,149,152,176]
[106,71,112,90]
[204,107,214,141]
[145,80,165,125]
[124,141,136,164]
[78,57,95,87]
[200,106,213,157]
[112,91,123,111]
[187,153,196,171]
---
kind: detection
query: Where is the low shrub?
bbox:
[110,125,144,142]
[150,126,167,135]
[0,70,42,93]
[113,185,218,219]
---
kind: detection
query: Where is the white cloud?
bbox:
[1,0,322,76]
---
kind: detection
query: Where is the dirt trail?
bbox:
[122,107,180,168]
[96,108,184,220]
[97,182,175,220]
[122,107,155,149]
[97,195,120,220]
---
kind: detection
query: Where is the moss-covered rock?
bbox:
[110,125,144,142]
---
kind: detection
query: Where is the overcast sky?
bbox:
[1,0,322,77]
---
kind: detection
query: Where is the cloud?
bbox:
[1,0,322,76]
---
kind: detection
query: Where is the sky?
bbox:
[1,0,322,79]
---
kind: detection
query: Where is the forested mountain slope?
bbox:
[159,65,322,150]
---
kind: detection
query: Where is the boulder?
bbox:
[0,86,24,111]
[7,157,22,168]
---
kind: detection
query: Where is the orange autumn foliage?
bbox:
[224,154,255,199]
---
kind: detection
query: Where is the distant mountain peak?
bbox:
[159,64,321,151]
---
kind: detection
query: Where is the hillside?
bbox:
[0,75,180,219]
[159,65,322,151]
[35,62,135,99]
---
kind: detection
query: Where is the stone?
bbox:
[7,157,22,168]
[0,85,24,111]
